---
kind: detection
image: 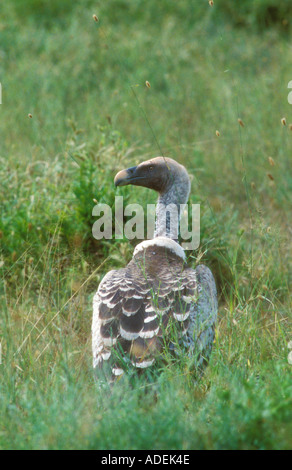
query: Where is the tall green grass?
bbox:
[0,0,291,450]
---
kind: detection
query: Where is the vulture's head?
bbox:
[114,157,190,203]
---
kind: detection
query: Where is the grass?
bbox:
[0,0,291,450]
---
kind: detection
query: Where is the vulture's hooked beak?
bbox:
[114,166,140,187]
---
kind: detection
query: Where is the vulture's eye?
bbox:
[149,165,154,172]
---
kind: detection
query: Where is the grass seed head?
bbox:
[216,130,220,137]
[209,0,214,6]
[289,124,292,131]
[93,14,99,22]
[268,157,275,166]
[93,198,98,204]
[28,113,32,118]
[238,118,244,127]
[267,173,274,181]
[145,81,151,88]
[251,182,256,189]
[281,117,286,126]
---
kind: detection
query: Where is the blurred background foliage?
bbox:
[6,0,292,31]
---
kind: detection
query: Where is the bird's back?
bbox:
[92,238,217,378]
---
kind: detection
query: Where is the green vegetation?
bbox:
[0,0,291,450]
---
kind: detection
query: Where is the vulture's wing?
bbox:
[181,264,218,368]
[92,248,217,378]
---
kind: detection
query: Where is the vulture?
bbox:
[92,157,217,378]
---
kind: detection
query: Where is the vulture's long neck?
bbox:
[154,171,190,240]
